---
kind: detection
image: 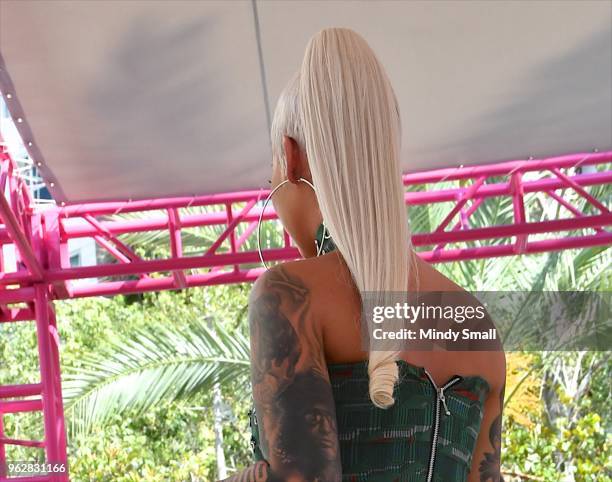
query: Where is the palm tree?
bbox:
[63,317,251,435]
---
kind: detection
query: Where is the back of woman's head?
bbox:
[272,27,417,408]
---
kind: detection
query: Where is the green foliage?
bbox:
[65,391,254,482]
[63,316,250,434]
[503,390,611,482]
[69,406,213,481]
[0,283,253,480]
[2,186,610,481]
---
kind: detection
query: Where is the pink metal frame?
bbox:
[0,143,610,481]
[0,145,67,481]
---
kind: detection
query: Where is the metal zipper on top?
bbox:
[423,370,463,482]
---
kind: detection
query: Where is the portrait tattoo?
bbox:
[247,267,341,481]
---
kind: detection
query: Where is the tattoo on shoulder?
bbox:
[248,266,341,481]
[249,268,326,389]
[479,383,505,482]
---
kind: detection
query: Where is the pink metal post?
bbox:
[34,284,67,472]
[0,143,68,482]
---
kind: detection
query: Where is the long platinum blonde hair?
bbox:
[271,27,417,409]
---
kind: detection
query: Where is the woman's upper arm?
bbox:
[248,265,342,482]
[468,352,507,482]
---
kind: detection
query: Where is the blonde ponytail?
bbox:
[270,27,417,408]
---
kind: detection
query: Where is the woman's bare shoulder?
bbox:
[255,253,354,299]
[412,254,464,291]
[249,261,312,303]
[412,256,506,388]
[249,257,340,319]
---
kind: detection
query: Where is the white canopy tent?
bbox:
[0,0,610,205]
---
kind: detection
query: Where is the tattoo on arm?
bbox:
[247,267,341,481]
[479,383,505,482]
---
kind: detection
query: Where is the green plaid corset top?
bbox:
[249,359,490,481]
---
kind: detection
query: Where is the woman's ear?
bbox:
[282,135,302,184]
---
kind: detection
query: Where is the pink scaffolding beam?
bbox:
[0,151,606,297]
[41,152,612,292]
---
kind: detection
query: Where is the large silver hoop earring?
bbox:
[256,177,324,270]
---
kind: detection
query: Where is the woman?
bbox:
[222,27,506,482]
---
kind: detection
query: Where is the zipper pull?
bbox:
[439,388,451,416]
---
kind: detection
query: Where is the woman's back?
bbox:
[251,357,490,481]
[247,253,505,481]
[298,250,503,385]
[328,359,490,482]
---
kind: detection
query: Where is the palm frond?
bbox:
[63,318,250,435]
